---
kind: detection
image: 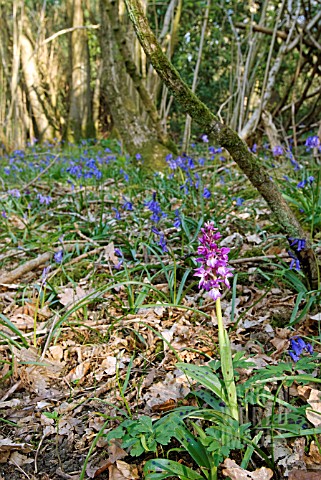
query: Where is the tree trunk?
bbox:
[20,29,54,142]
[67,0,95,142]
[99,0,172,169]
[124,0,319,289]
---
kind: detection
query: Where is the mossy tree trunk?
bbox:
[67,0,95,142]
[99,0,173,169]
[124,0,319,289]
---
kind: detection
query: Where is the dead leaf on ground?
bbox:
[103,241,119,265]
[143,369,191,409]
[222,458,273,479]
[305,440,321,465]
[289,471,321,479]
[86,440,127,478]
[9,451,33,466]
[58,285,90,308]
[108,460,139,480]
[0,438,32,463]
[298,386,321,427]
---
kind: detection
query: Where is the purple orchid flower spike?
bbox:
[194,222,233,301]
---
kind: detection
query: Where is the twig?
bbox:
[230,253,288,264]
[48,246,106,280]
[23,154,60,190]
[0,244,74,285]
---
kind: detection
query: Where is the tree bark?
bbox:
[67,0,95,141]
[124,0,319,289]
[99,0,172,168]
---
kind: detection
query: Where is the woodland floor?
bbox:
[0,140,320,480]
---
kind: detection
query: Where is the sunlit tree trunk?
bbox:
[20,16,54,142]
[99,0,172,168]
[67,0,94,141]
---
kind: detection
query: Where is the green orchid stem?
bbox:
[215,297,239,423]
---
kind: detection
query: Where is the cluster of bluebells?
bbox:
[37,193,52,205]
[305,135,320,150]
[8,189,21,198]
[152,227,168,252]
[173,209,181,228]
[114,248,124,270]
[65,156,102,180]
[297,176,314,189]
[194,222,233,301]
[289,337,313,362]
[145,192,166,223]
[272,145,284,157]
[54,250,64,264]
[288,237,306,270]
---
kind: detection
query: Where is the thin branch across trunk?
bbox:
[124,0,319,289]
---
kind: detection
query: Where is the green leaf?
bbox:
[174,424,212,469]
[144,459,205,480]
[177,362,228,404]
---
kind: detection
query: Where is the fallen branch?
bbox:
[0,244,74,285]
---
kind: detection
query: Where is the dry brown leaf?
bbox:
[66,361,91,382]
[13,346,63,397]
[222,458,273,479]
[9,451,33,466]
[108,460,139,480]
[104,242,119,265]
[270,337,289,357]
[297,386,321,427]
[289,471,321,479]
[0,438,32,464]
[9,313,34,330]
[144,369,190,408]
[86,440,127,478]
[58,285,88,307]
[305,440,321,465]
[10,215,25,229]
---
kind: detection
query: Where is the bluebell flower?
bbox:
[54,250,64,264]
[201,134,209,143]
[146,192,166,223]
[288,251,300,270]
[198,157,205,166]
[251,143,257,153]
[272,145,283,157]
[305,136,320,148]
[135,153,142,160]
[289,238,306,252]
[194,172,200,189]
[158,234,168,252]
[233,197,244,206]
[37,194,52,205]
[297,180,306,189]
[203,188,211,199]
[41,266,51,286]
[289,337,313,362]
[112,207,121,220]
[174,209,181,228]
[122,197,133,211]
[8,189,21,198]
[119,168,129,182]
[114,248,123,257]
[114,247,124,269]
[2,210,7,218]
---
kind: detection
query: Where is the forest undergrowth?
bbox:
[0,137,321,480]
